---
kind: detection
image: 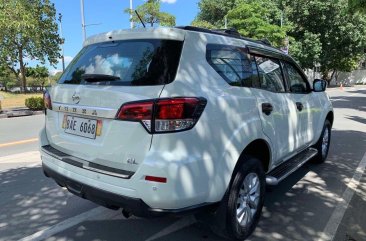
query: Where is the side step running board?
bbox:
[266,148,318,186]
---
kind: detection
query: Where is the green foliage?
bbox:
[196,0,236,27]
[0,65,17,91]
[26,65,49,79]
[6,81,17,90]
[25,96,44,110]
[349,0,366,13]
[194,0,287,47]
[125,0,175,27]
[49,72,62,86]
[289,32,322,69]
[191,19,216,29]
[26,65,49,88]
[227,1,288,47]
[0,0,62,92]
[285,0,366,76]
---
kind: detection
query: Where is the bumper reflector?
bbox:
[145,175,167,183]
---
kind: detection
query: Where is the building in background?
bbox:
[332,60,366,86]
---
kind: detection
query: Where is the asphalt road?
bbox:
[0,86,365,241]
[0,114,44,157]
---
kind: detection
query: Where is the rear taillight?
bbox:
[43,91,52,111]
[116,101,153,131]
[116,97,207,133]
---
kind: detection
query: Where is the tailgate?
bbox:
[44,38,183,173]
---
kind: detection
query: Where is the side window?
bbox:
[283,62,309,93]
[254,56,285,92]
[206,45,259,87]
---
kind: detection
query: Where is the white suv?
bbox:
[40,26,333,240]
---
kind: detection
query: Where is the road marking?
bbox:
[319,151,366,241]
[145,215,196,241]
[0,138,38,148]
[19,207,117,241]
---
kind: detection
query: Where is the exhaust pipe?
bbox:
[121,209,132,219]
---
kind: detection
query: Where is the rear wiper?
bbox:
[81,74,120,82]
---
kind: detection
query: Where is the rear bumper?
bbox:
[42,163,217,217]
[39,126,221,214]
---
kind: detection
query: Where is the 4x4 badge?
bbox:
[127,158,138,165]
[72,92,80,104]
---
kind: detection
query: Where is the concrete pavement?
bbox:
[0,86,365,241]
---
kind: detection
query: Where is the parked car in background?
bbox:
[9,86,44,93]
[40,26,333,240]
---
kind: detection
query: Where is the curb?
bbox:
[0,109,44,119]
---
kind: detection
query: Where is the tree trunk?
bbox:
[7,65,20,85]
[330,69,337,86]
[321,70,329,82]
[18,47,27,93]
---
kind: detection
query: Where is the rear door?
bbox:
[46,39,183,173]
[282,61,317,148]
[250,55,297,165]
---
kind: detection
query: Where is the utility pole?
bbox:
[130,0,134,29]
[58,13,65,71]
[80,0,86,43]
[280,10,289,54]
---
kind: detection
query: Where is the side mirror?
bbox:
[313,79,327,92]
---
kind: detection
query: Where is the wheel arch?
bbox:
[217,138,271,204]
[232,139,271,177]
[326,111,334,127]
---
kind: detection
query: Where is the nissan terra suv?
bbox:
[40,26,333,240]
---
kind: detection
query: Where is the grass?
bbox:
[0,91,43,109]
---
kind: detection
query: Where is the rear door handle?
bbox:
[296,102,303,111]
[262,103,273,115]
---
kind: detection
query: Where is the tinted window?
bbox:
[206,45,259,87]
[255,56,285,92]
[58,39,183,86]
[283,62,309,93]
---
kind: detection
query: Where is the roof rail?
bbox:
[212,28,241,37]
[259,39,272,46]
[175,26,273,47]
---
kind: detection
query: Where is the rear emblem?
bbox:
[127,158,138,165]
[72,92,80,104]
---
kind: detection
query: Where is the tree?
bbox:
[0,64,15,92]
[349,0,366,13]
[125,0,175,27]
[49,71,62,85]
[226,0,288,47]
[193,0,287,47]
[26,65,49,90]
[195,0,236,28]
[288,32,322,70]
[191,20,216,29]
[0,0,62,93]
[284,0,366,82]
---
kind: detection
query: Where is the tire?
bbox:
[311,120,331,164]
[201,156,265,240]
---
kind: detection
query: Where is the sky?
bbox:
[43,0,200,75]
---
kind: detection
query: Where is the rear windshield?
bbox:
[58,39,183,86]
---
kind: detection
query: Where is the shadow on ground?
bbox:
[1,89,365,241]
[39,129,366,241]
[0,166,96,241]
